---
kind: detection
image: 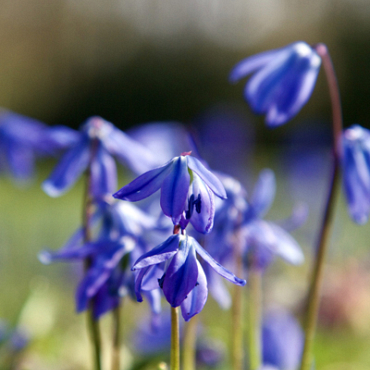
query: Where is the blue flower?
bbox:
[262,309,304,370]
[113,153,227,233]
[132,232,246,321]
[241,169,305,270]
[230,42,321,127]
[0,110,77,180]
[42,116,159,198]
[342,125,370,224]
[39,201,162,318]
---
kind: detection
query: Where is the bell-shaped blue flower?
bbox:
[342,125,370,224]
[113,153,227,233]
[230,42,321,127]
[132,232,245,321]
[42,116,159,198]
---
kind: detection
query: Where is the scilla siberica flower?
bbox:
[43,116,159,198]
[342,125,370,224]
[132,232,245,321]
[113,152,227,234]
[229,42,321,126]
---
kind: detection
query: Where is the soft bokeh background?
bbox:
[1,1,370,369]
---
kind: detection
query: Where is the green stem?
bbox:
[299,43,343,370]
[182,315,198,370]
[171,306,180,370]
[112,305,121,370]
[247,268,262,370]
[231,239,244,370]
[83,140,102,370]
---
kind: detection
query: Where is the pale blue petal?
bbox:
[187,156,226,199]
[90,144,117,198]
[132,234,180,270]
[249,169,276,219]
[181,261,208,321]
[189,175,215,234]
[42,137,90,197]
[229,48,281,83]
[113,159,174,201]
[160,156,190,224]
[194,238,246,286]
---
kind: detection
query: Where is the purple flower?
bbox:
[0,110,76,180]
[132,232,245,321]
[43,116,159,198]
[113,153,227,234]
[262,309,304,370]
[342,125,370,224]
[230,42,321,127]
[39,201,161,318]
[242,169,305,270]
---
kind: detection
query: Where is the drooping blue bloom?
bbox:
[230,42,321,127]
[0,110,77,180]
[262,309,304,370]
[342,125,370,224]
[39,201,163,319]
[132,232,246,321]
[242,169,305,270]
[113,153,227,234]
[42,116,159,198]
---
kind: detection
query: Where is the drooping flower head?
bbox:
[132,232,246,321]
[230,42,321,127]
[43,116,159,198]
[39,200,163,319]
[342,124,370,224]
[113,153,227,234]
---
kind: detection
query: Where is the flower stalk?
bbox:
[83,140,102,370]
[171,306,180,370]
[182,315,198,370]
[247,267,262,370]
[299,44,343,370]
[112,306,121,370]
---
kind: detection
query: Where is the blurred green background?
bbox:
[1,0,370,369]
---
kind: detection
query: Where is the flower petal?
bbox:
[187,156,226,199]
[90,144,117,198]
[194,238,246,286]
[42,137,90,197]
[160,156,190,224]
[229,48,281,83]
[104,124,161,174]
[132,234,180,270]
[188,174,215,234]
[162,235,199,307]
[249,169,276,219]
[244,220,304,265]
[181,261,208,321]
[113,159,174,202]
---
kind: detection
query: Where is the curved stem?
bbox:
[182,315,198,370]
[299,44,343,370]
[247,268,262,370]
[171,306,180,370]
[83,140,102,370]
